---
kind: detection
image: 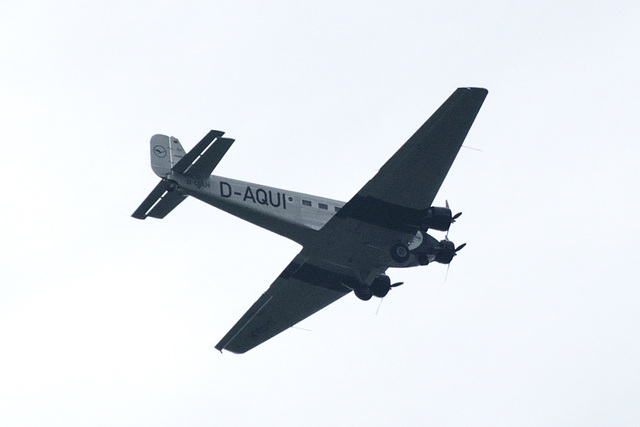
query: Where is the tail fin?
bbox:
[150,134,186,178]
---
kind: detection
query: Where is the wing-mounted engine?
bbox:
[353,274,404,301]
[421,206,452,231]
[420,202,461,232]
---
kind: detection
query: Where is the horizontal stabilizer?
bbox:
[131,180,187,220]
[172,130,234,178]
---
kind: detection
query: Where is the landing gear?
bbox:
[390,243,410,263]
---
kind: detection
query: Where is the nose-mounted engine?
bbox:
[432,239,466,264]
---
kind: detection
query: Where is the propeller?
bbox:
[445,200,462,222]
[445,200,462,239]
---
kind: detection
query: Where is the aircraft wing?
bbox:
[215,253,353,354]
[355,87,487,210]
[328,87,488,243]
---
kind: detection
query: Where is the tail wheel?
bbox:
[391,243,410,263]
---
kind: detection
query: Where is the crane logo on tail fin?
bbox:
[153,145,167,158]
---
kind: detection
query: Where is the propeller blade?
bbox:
[375,298,384,315]
[446,200,461,228]
[375,281,405,314]
[445,242,466,282]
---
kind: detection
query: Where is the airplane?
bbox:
[132,87,488,354]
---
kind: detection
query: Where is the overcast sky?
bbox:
[2,1,639,426]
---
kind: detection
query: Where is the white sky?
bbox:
[2,1,639,425]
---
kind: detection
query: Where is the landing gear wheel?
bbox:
[354,286,373,301]
[391,243,410,263]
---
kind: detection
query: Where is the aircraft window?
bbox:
[334,207,341,212]
[302,200,312,207]
[318,203,328,210]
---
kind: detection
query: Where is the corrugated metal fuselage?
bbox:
[171,174,344,246]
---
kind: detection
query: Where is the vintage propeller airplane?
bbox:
[133,87,488,353]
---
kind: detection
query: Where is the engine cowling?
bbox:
[436,240,467,264]
[434,239,456,264]
[370,275,391,298]
[421,207,453,231]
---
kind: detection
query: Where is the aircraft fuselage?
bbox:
[170,173,345,246]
